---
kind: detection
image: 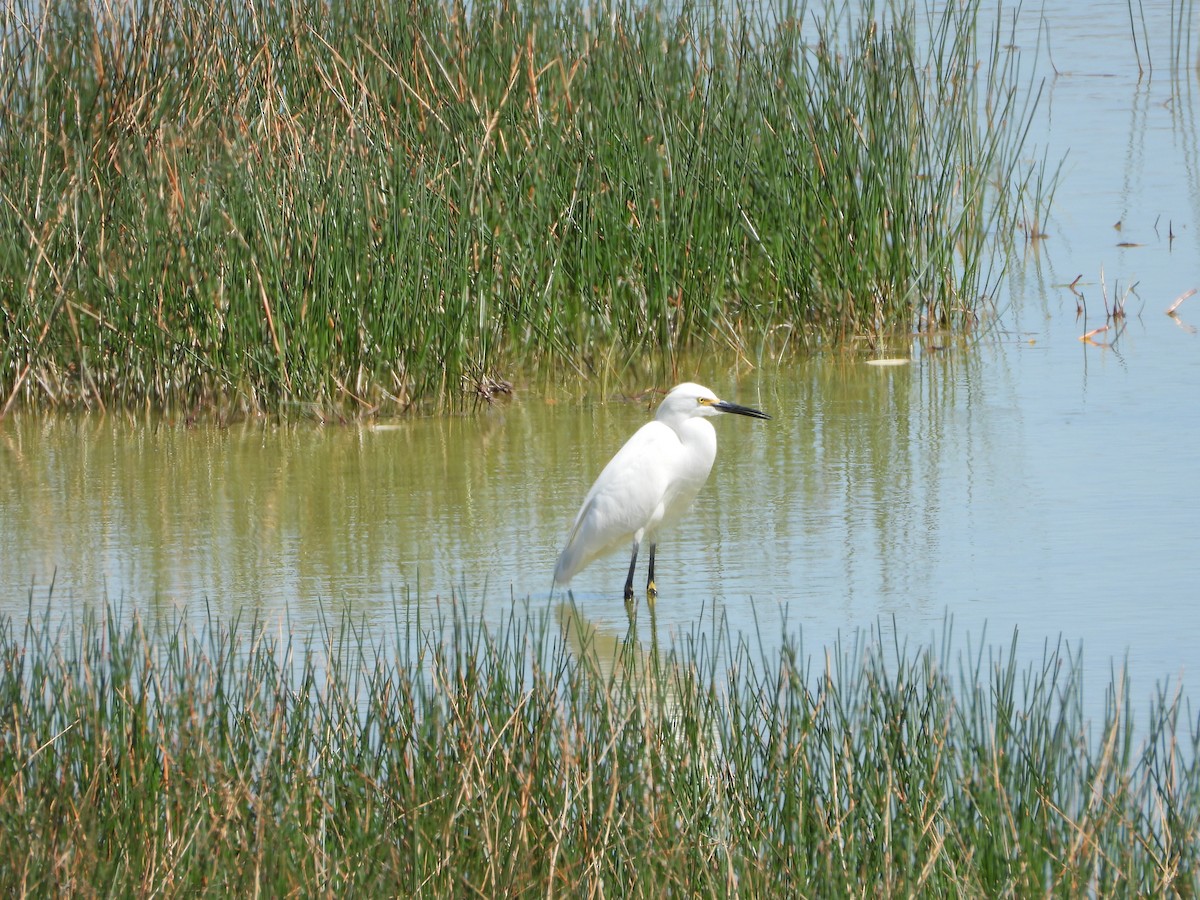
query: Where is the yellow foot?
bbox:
[646,582,657,607]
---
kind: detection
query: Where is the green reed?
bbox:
[1,597,1196,895]
[2,0,1049,413]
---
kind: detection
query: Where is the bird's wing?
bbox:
[554,421,680,583]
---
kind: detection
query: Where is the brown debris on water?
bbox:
[470,375,515,405]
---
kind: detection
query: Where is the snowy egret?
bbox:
[553,382,770,606]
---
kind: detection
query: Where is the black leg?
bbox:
[623,541,639,603]
[646,543,658,606]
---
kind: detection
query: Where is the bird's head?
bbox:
[656,383,771,426]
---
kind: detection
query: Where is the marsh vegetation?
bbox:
[6,1,1198,894]
[1,0,1047,414]
[1,600,1197,894]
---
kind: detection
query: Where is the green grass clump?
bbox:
[0,0,1046,414]
[1,598,1197,895]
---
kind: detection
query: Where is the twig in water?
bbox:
[1068,275,1085,317]
[1165,288,1196,316]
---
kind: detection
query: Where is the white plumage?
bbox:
[554,382,770,605]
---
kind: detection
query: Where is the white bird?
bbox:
[554,382,770,606]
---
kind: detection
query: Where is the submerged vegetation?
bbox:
[0,600,1197,894]
[0,0,1048,414]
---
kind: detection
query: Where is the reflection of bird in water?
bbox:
[555,599,668,716]
[556,600,642,681]
[555,598,737,862]
[553,383,769,609]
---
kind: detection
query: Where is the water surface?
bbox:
[1,1,1199,709]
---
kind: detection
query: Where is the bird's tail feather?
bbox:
[553,538,583,585]
[553,495,595,585]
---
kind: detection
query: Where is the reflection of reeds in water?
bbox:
[1,597,1197,894]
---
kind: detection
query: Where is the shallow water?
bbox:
[2,2,1198,710]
